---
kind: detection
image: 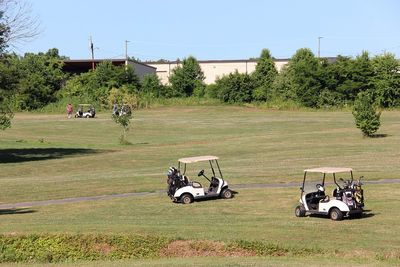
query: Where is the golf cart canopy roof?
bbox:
[304,167,353,174]
[178,155,219,164]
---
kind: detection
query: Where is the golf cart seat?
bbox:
[332,188,342,199]
[208,177,220,192]
[191,181,202,188]
[305,190,326,209]
[182,175,189,186]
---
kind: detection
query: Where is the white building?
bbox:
[146,58,290,85]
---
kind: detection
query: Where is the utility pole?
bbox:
[125,40,130,66]
[318,36,323,58]
[90,36,95,70]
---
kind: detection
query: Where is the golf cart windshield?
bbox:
[302,167,354,193]
[178,155,222,179]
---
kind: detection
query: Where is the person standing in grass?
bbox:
[66,103,73,119]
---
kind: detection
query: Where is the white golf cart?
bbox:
[75,104,96,118]
[167,155,233,204]
[295,167,364,221]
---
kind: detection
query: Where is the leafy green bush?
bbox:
[215,70,255,103]
[317,89,345,108]
[251,49,278,101]
[352,92,381,137]
[372,53,400,108]
[168,56,205,97]
[2,50,67,110]
[140,74,168,97]
[285,48,323,107]
[204,83,219,99]
[58,61,140,108]
[0,90,13,130]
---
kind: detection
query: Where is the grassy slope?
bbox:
[1,107,399,265]
[1,185,400,259]
[0,107,399,204]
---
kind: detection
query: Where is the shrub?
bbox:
[251,48,278,101]
[215,70,255,103]
[168,56,205,97]
[141,74,167,97]
[352,92,381,137]
[204,83,219,99]
[317,89,345,108]
[285,48,322,107]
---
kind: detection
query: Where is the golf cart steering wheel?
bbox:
[198,169,204,177]
[316,184,324,192]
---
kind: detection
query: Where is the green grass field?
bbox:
[1,106,400,265]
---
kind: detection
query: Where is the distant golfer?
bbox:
[112,102,119,116]
[66,103,73,119]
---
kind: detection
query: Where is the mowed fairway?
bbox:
[0,106,399,203]
[1,106,400,265]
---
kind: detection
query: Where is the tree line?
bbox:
[0,48,399,110]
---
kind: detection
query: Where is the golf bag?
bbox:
[353,177,364,207]
[167,167,188,198]
[335,176,364,208]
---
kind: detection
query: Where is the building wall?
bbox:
[147,59,290,85]
[129,61,156,80]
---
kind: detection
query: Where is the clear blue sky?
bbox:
[17,0,400,61]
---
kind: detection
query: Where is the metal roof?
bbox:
[178,155,219,164]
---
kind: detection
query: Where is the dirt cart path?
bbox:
[1,178,400,209]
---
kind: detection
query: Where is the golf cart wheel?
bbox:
[85,115,90,118]
[295,205,306,217]
[221,188,233,199]
[330,208,343,221]
[181,194,193,204]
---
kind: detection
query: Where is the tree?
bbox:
[0,0,40,129]
[352,92,381,137]
[251,49,277,101]
[112,112,133,145]
[109,85,137,144]
[0,93,13,130]
[286,48,322,107]
[12,49,66,110]
[59,61,140,107]
[271,65,295,100]
[141,73,166,97]
[215,70,255,103]
[344,51,374,101]
[318,55,353,107]
[0,8,10,53]
[372,53,400,107]
[0,0,40,52]
[0,54,17,129]
[169,56,205,97]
